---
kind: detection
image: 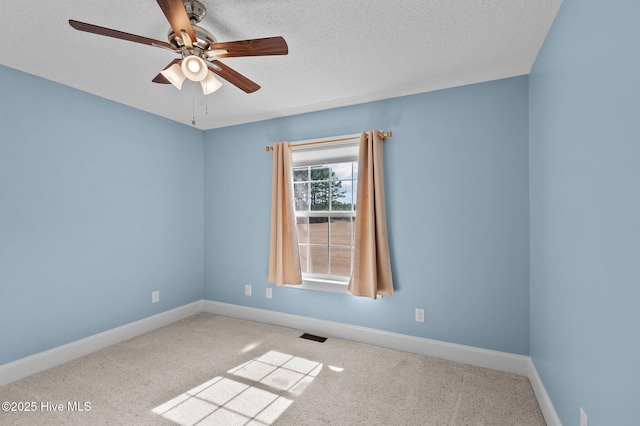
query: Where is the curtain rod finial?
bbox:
[266,145,274,152]
[379,130,392,140]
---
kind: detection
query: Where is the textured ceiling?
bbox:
[0,0,562,130]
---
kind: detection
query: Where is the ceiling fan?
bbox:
[69,0,288,95]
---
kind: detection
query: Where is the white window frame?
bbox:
[284,135,360,294]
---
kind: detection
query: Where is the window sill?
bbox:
[283,277,351,295]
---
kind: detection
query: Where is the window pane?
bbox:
[298,245,308,274]
[294,182,309,211]
[292,157,358,283]
[309,245,328,275]
[331,163,352,180]
[309,217,328,244]
[330,217,351,245]
[310,181,330,211]
[296,217,309,243]
[330,247,352,277]
[331,180,353,211]
[293,167,308,182]
[310,166,330,181]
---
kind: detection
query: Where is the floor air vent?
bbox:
[300,333,327,343]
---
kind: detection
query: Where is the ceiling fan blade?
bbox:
[156,0,197,43]
[208,37,288,58]
[69,20,173,50]
[208,61,260,93]
[152,59,182,84]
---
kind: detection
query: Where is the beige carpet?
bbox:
[0,313,545,425]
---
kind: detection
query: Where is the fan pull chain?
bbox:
[191,82,196,126]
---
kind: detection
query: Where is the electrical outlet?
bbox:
[245,284,252,296]
[415,308,425,323]
[152,291,160,303]
[580,408,588,426]
[266,288,273,299]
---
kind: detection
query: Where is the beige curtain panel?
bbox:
[267,142,303,286]
[348,130,394,299]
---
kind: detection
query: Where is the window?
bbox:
[290,138,359,292]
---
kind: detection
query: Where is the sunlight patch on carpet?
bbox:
[152,351,323,425]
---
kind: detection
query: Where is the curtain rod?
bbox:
[265,131,392,152]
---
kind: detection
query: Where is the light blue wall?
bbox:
[204,76,530,355]
[529,0,640,424]
[0,65,205,365]
[0,65,530,366]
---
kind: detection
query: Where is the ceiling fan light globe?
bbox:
[201,72,223,95]
[181,56,208,81]
[187,60,200,73]
[160,63,186,90]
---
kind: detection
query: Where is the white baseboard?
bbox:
[0,301,203,387]
[203,300,530,376]
[528,358,562,426]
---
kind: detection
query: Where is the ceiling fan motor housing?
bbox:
[167,0,214,51]
[184,0,206,23]
[168,24,217,50]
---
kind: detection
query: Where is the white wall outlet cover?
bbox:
[245,285,252,296]
[152,291,160,303]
